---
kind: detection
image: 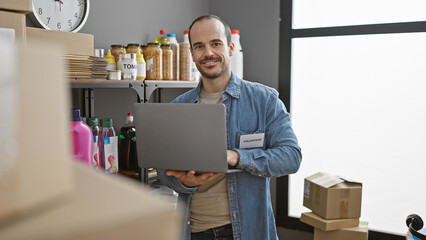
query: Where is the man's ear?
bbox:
[228,42,235,57]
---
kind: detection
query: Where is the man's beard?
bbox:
[196,56,229,79]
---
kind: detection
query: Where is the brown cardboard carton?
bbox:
[26,27,94,56]
[0,10,26,44]
[0,0,32,13]
[303,172,362,219]
[0,42,73,223]
[0,162,182,240]
[314,221,368,240]
[300,212,359,231]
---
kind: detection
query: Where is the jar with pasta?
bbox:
[161,44,173,80]
[145,43,162,80]
[179,42,192,80]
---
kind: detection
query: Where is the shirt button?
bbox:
[258,174,262,177]
[187,221,190,225]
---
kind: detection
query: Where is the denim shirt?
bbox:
[157,73,302,240]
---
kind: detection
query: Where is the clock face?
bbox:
[31,0,90,32]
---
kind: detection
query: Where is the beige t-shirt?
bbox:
[190,90,231,233]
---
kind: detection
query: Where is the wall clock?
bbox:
[27,0,90,32]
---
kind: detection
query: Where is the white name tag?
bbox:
[239,133,265,149]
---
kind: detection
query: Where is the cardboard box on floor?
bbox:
[300,212,359,231]
[0,162,182,240]
[0,0,32,13]
[26,27,94,56]
[0,10,26,44]
[0,42,73,223]
[314,222,368,240]
[303,172,362,219]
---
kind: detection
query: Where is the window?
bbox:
[293,0,426,29]
[277,1,426,238]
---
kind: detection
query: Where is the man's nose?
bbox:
[203,45,214,57]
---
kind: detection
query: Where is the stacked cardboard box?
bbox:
[0,0,32,13]
[0,33,181,240]
[301,172,368,240]
[0,1,94,56]
[0,9,26,44]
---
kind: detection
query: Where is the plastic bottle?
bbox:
[230,29,243,79]
[105,49,116,71]
[167,33,179,80]
[183,29,189,43]
[136,49,146,80]
[183,29,200,81]
[155,29,170,45]
[98,118,118,174]
[71,108,93,168]
[118,113,138,172]
[88,117,100,169]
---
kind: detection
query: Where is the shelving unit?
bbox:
[70,79,145,117]
[144,80,198,102]
[69,78,199,184]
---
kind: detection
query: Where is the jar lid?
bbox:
[111,44,124,48]
[147,42,161,46]
[167,33,176,38]
[161,44,171,48]
[141,44,147,47]
[127,43,140,47]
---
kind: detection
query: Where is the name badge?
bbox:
[239,133,265,149]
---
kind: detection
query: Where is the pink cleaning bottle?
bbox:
[71,108,93,167]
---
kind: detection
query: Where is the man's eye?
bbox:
[194,45,203,50]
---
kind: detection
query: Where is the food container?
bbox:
[145,43,162,80]
[126,43,140,54]
[94,48,105,57]
[179,42,191,80]
[118,53,137,80]
[111,44,125,63]
[108,70,121,80]
[161,44,173,80]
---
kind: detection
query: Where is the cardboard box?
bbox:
[0,0,32,13]
[314,222,368,240]
[303,172,362,219]
[26,27,94,56]
[0,10,26,44]
[0,42,73,223]
[0,162,182,240]
[300,212,359,231]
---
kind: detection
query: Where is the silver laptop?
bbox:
[133,103,241,173]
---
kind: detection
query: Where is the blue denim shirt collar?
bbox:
[189,72,241,103]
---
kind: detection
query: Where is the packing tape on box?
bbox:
[340,201,349,218]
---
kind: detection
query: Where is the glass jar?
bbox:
[126,43,140,54]
[145,43,162,80]
[179,42,192,80]
[111,45,125,63]
[141,45,148,55]
[161,44,173,80]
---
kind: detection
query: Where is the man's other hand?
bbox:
[166,170,223,187]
